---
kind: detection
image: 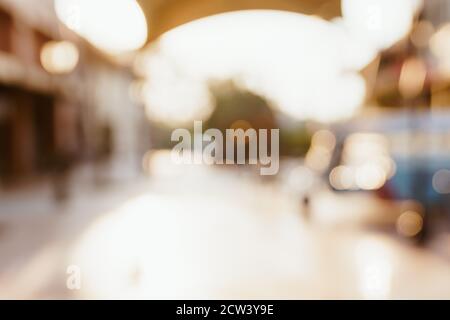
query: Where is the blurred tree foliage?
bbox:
[150,81,311,157]
[205,81,276,132]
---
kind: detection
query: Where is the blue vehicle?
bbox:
[329,109,450,241]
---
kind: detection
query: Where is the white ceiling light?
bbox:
[54,0,148,54]
[341,0,422,50]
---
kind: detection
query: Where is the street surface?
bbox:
[0,162,449,299]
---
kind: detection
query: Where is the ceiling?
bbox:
[138,0,341,42]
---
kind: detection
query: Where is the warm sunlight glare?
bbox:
[136,10,375,124]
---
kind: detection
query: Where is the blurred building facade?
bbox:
[371,0,450,110]
[0,0,149,187]
[425,0,450,109]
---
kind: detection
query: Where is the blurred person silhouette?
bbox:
[52,149,73,204]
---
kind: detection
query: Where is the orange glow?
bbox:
[399,57,427,99]
[40,41,79,74]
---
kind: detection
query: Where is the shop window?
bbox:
[0,8,13,53]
